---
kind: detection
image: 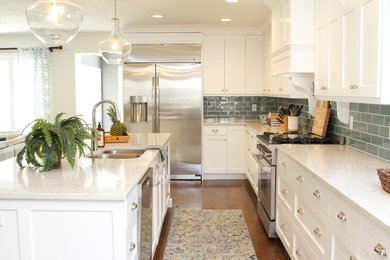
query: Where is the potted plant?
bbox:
[16,113,94,172]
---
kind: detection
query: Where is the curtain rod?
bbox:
[0,46,63,52]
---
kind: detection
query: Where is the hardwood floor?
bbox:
[154,180,290,260]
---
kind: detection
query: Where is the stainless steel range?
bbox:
[254,131,341,238]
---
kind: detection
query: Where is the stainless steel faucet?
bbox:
[91,99,121,151]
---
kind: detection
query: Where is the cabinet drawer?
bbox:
[203,125,228,136]
[292,227,319,260]
[330,194,360,244]
[299,171,331,216]
[277,151,303,183]
[276,200,294,253]
[295,194,330,258]
[330,222,361,260]
[360,215,390,259]
[277,175,295,212]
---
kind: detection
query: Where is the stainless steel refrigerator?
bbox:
[123,45,202,180]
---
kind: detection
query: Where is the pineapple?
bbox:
[107,106,124,136]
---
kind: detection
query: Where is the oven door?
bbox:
[253,154,276,220]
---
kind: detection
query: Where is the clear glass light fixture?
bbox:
[98,0,131,65]
[26,0,83,45]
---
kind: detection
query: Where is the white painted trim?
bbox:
[202,173,246,180]
[123,32,202,44]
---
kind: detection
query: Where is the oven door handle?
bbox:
[252,154,272,173]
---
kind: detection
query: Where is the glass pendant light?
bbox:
[26,0,83,45]
[98,0,131,65]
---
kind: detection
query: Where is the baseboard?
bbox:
[202,173,247,180]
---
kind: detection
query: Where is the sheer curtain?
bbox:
[0,48,50,131]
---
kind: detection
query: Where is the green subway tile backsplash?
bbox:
[203,96,390,162]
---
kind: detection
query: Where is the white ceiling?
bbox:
[0,0,271,34]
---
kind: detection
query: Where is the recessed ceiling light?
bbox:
[221,18,232,22]
[225,0,239,2]
[152,14,164,18]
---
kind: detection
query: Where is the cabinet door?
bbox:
[203,35,225,95]
[246,35,263,94]
[326,16,343,96]
[315,24,328,96]
[203,136,228,173]
[0,210,20,260]
[342,4,360,94]
[227,126,245,173]
[359,0,380,97]
[225,35,246,94]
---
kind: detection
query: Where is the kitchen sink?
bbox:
[86,148,146,159]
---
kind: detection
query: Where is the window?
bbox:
[0,48,50,131]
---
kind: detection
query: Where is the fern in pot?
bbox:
[17,113,95,172]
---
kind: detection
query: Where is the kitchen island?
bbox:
[0,133,171,260]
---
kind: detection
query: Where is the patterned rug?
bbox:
[163,208,257,260]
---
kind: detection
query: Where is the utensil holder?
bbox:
[288,116,299,131]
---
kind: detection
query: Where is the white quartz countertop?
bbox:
[0,133,171,201]
[203,119,281,135]
[277,145,390,231]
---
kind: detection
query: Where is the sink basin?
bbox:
[86,148,146,159]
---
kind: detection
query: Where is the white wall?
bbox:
[101,62,121,131]
[75,54,102,126]
[0,32,109,120]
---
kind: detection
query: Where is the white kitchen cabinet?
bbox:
[203,35,225,95]
[315,0,390,103]
[202,125,246,175]
[245,127,259,193]
[276,149,390,260]
[246,35,264,95]
[225,35,246,95]
[227,126,246,173]
[203,34,264,95]
[270,0,314,76]
[0,210,20,260]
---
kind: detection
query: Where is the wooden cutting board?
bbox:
[312,100,330,137]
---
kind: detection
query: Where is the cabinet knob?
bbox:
[297,208,304,215]
[295,249,302,256]
[155,180,161,185]
[155,165,160,169]
[374,244,387,256]
[280,224,286,230]
[337,211,347,221]
[350,256,357,260]
[314,227,321,237]
[130,202,138,210]
[225,89,228,92]
[267,89,270,91]
[296,175,303,182]
[279,88,283,91]
[162,163,167,168]
[281,188,287,195]
[281,162,286,167]
[129,242,136,251]
[313,190,321,198]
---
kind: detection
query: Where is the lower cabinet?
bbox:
[202,125,245,174]
[276,150,390,260]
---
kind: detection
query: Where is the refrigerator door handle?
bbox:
[156,77,160,133]
[152,76,157,133]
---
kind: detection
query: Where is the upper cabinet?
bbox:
[203,34,264,95]
[315,0,390,104]
[270,0,315,76]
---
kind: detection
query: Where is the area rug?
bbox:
[163,208,257,260]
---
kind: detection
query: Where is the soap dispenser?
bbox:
[97,122,105,148]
